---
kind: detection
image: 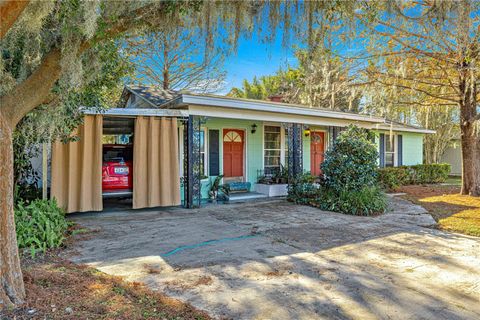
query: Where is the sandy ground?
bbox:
[67,197,480,320]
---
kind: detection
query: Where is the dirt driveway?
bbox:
[68,197,480,320]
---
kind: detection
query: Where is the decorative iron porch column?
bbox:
[183,115,202,208]
[286,123,303,181]
[328,126,343,149]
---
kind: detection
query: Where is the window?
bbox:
[385,135,395,167]
[199,130,207,177]
[284,130,289,165]
[223,130,242,142]
[264,126,281,175]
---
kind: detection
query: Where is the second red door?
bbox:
[310,131,325,176]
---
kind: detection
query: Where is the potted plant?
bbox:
[255,166,290,197]
[208,175,230,203]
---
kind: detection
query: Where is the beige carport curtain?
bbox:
[133,116,180,209]
[51,115,103,213]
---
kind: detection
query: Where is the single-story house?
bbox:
[49,85,434,213]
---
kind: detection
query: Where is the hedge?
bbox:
[378,163,451,190]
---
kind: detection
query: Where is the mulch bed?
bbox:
[3,251,211,320]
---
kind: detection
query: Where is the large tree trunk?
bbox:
[460,123,480,196]
[0,111,25,309]
[459,88,480,196]
[0,50,61,311]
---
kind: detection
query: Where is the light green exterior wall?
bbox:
[402,132,424,165]
[303,134,311,172]
[181,119,424,201]
[203,118,264,186]
[374,131,424,166]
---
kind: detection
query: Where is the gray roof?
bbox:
[125,85,180,106]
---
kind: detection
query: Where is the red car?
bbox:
[102,144,133,196]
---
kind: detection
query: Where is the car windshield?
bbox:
[103,147,132,162]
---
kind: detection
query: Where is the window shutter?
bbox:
[397,134,403,166]
[379,133,385,168]
[208,130,220,176]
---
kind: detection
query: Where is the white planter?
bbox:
[254,183,288,197]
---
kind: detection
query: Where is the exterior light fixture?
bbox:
[251,123,257,134]
[304,128,311,137]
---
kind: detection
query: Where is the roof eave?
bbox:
[177,94,385,123]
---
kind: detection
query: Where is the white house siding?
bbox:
[441,141,462,176]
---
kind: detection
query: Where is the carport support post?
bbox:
[286,123,303,182]
[183,115,202,208]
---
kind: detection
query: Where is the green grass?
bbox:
[444,176,462,185]
[420,194,480,237]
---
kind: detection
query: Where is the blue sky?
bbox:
[220,32,298,94]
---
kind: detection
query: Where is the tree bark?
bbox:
[0,0,29,39]
[0,49,61,126]
[459,81,480,196]
[0,110,25,309]
[460,113,480,196]
[0,49,61,312]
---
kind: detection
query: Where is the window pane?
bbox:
[265,156,281,166]
[265,141,281,150]
[265,150,281,157]
[265,126,280,133]
[200,153,205,175]
[385,153,394,167]
[265,133,280,144]
[200,131,205,152]
[385,136,395,152]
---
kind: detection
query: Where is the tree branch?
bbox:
[374,79,459,103]
[0,48,61,127]
[0,0,29,39]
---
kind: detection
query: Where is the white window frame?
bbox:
[263,124,286,175]
[384,134,397,167]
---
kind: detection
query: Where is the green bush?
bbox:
[378,163,451,190]
[289,125,387,216]
[289,183,387,216]
[331,187,387,216]
[321,125,379,192]
[15,199,70,257]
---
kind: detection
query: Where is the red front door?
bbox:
[223,129,244,177]
[310,131,325,176]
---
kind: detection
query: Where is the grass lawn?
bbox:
[4,252,210,320]
[444,176,462,185]
[398,184,480,237]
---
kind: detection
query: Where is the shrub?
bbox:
[331,187,387,216]
[289,184,387,216]
[289,125,387,216]
[378,163,451,190]
[15,199,70,257]
[377,167,411,190]
[321,125,379,193]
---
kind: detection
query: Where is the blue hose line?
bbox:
[162,234,258,257]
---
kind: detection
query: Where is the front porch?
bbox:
[180,115,322,208]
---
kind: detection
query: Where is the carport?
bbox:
[50,110,186,213]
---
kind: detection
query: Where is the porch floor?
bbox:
[229,191,268,201]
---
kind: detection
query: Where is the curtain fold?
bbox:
[133,116,180,209]
[51,115,103,213]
